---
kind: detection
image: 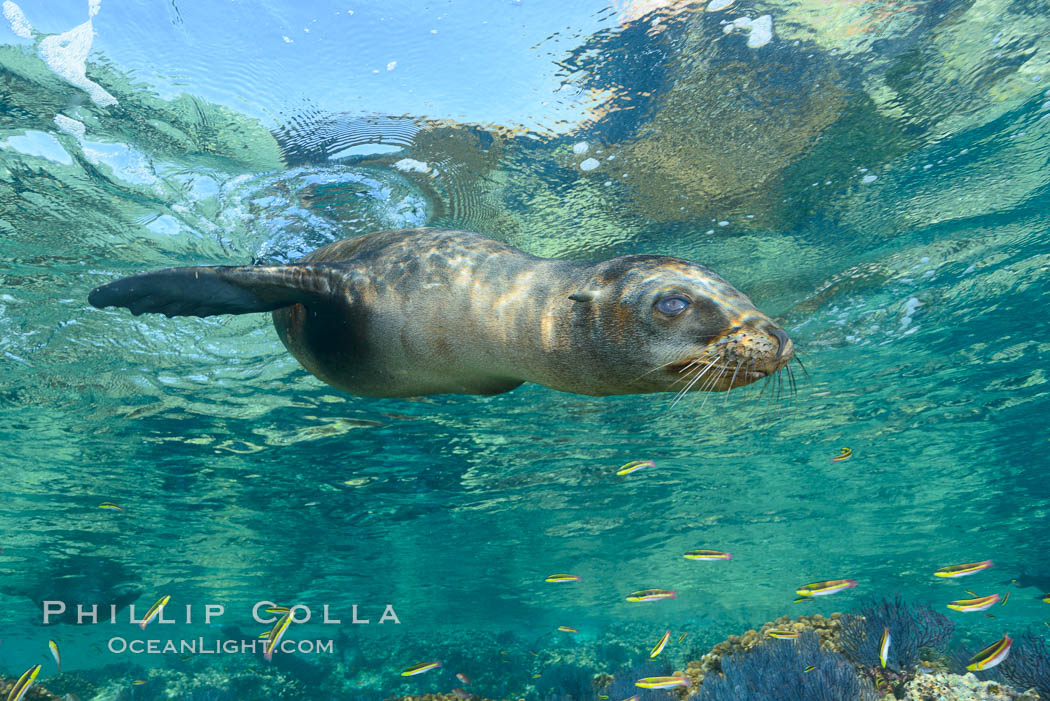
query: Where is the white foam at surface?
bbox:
[386,60,397,71]
[706,0,734,11]
[747,14,773,48]
[82,140,158,186]
[861,174,878,184]
[393,158,429,173]
[53,114,85,139]
[88,0,100,17]
[572,141,589,154]
[579,158,600,171]
[282,36,293,43]
[3,1,31,38]
[35,1,118,108]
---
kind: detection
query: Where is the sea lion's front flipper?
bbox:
[88,264,346,318]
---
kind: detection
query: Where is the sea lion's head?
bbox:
[568,255,794,395]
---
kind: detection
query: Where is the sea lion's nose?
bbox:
[770,328,790,360]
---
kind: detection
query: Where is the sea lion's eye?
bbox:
[655,296,690,316]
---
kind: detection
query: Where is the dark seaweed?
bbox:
[537,663,597,701]
[606,659,676,701]
[839,593,954,671]
[1001,631,1050,699]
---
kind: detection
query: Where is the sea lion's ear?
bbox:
[568,290,597,303]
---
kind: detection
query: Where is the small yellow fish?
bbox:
[557,626,578,633]
[793,596,814,603]
[678,632,688,643]
[947,594,1000,612]
[879,627,891,668]
[401,660,442,676]
[258,631,270,639]
[1002,592,1010,606]
[767,630,799,639]
[49,639,61,671]
[139,595,170,630]
[683,549,732,561]
[796,579,857,596]
[132,681,147,686]
[635,676,690,689]
[964,590,979,597]
[831,448,852,462]
[933,560,993,578]
[625,588,677,602]
[984,613,996,619]
[98,502,124,512]
[965,634,1012,671]
[803,665,816,673]
[649,630,670,658]
[545,574,581,583]
[7,664,41,701]
[532,673,542,679]
[265,606,291,614]
[263,612,292,661]
[616,459,655,476]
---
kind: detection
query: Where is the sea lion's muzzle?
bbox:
[665,321,794,391]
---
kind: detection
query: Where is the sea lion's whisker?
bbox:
[697,362,727,395]
[629,348,723,389]
[628,356,698,387]
[669,364,709,408]
[668,353,724,395]
[724,361,745,406]
[669,354,724,408]
[698,365,731,410]
[794,354,810,380]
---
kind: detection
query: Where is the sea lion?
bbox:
[88,228,794,398]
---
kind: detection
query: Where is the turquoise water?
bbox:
[1,0,1049,699]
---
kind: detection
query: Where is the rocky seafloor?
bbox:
[2,600,1046,701]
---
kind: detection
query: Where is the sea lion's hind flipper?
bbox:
[88,264,344,318]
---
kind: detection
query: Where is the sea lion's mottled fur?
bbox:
[89,228,793,398]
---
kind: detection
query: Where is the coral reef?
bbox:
[899,672,1039,700]
[388,692,501,696]
[692,631,877,701]
[83,664,310,701]
[683,613,843,686]
[840,594,954,696]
